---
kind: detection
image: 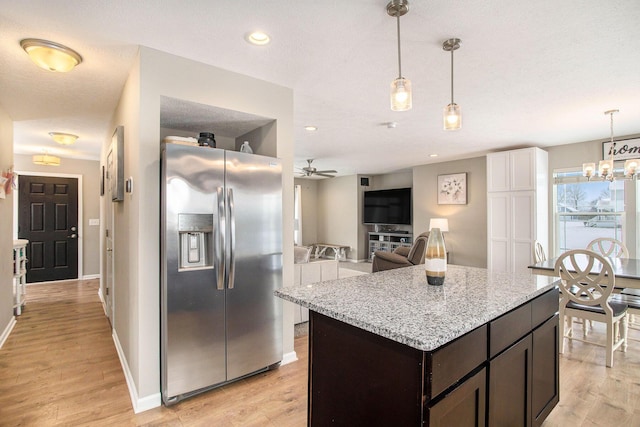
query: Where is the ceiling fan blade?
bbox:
[316,173,336,178]
[314,170,337,174]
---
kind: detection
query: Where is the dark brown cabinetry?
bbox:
[308,288,559,426]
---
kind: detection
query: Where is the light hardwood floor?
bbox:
[1,279,639,426]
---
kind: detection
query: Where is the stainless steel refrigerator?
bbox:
[160,142,283,405]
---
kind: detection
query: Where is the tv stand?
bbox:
[368,232,412,262]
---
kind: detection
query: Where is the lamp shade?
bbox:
[429,218,449,232]
[20,38,82,72]
[32,154,61,166]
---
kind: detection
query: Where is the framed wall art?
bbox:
[109,125,124,202]
[437,173,467,205]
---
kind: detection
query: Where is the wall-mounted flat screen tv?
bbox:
[363,187,412,225]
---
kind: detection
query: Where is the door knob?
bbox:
[68,233,78,239]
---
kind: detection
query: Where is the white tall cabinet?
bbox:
[487,147,548,273]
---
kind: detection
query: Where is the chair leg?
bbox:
[559,310,567,354]
[622,315,629,352]
[606,320,614,368]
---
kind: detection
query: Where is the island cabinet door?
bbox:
[532,314,559,427]
[488,334,533,427]
[427,367,486,427]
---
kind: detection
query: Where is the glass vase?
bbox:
[425,228,447,286]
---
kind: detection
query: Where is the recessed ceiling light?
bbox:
[245,31,271,45]
[20,38,82,72]
[49,132,78,145]
[304,126,318,131]
[429,154,438,158]
[387,122,398,129]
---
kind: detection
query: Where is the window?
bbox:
[554,169,625,253]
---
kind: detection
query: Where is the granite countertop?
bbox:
[275,264,558,352]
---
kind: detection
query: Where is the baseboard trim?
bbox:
[82,274,100,280]
[281,351,298,365]
[112,329,161,413]
[0,317,17,349]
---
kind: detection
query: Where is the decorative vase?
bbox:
[425,228,447,286]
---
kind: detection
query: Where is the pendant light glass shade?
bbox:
[391,77,412,111]
[20,39,82,72]
[387,0,411,111]
[32,154,61,166]
[582,162,596,180]
[443,103,461,130]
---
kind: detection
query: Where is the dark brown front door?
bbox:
[18,175,79,283]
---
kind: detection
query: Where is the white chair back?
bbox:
[554,249,615,312]
[587,237,629,259]
[533,240,546,263]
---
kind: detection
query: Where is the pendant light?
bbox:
[387,0,412,111]
[443,38,462,130]
[20,39,83,72]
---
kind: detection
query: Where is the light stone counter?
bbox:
[275,264,558,351]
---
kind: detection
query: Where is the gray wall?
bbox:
[294,178,318,246]
[0,105,14,344]
[317,175,359,260]
[13,154,101,277]
[413,157,487,268]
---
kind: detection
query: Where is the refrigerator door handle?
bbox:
[216,186,225,290]
[227,188,236,289]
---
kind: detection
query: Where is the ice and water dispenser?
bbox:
[178,213,214,270]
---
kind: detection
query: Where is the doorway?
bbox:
[18,175,79,282]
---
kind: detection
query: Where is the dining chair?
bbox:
[555,249,628,368]
[533,240,546,264]
[586,237,629,259]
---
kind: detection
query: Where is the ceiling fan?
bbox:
[298,159,337,178]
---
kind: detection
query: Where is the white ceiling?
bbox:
[2,1,640,176]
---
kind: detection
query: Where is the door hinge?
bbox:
[106,287,109,296]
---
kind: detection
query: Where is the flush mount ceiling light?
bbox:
[20,38,83,72]
[49,132,78,145]
[245,31,271,45]
[304,126,318,131]
[387,0,412,111]
[443,38,462,130]
[32,153,61,166]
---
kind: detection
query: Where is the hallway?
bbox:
[0,280,307,426]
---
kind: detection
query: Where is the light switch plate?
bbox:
[89,219,100,226]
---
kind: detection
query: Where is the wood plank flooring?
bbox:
[1,279,639,426]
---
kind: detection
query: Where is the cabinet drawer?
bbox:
[490,302,532,358]
[430,325,487,398]
[532,288,559,328]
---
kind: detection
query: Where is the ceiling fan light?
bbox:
[390,77,412,111]
[32,154,61,166]
[443,103,462,130]
[49,132,78,145]
[20,38,82,72]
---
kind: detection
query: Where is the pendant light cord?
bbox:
[450,49,454,104]
[396,15,402,79]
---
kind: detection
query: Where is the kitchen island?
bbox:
[275,264,559,426]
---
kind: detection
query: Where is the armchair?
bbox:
[372,232,430,273]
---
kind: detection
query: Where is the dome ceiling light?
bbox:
[20,38,83,72]
[49,132,78,145]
